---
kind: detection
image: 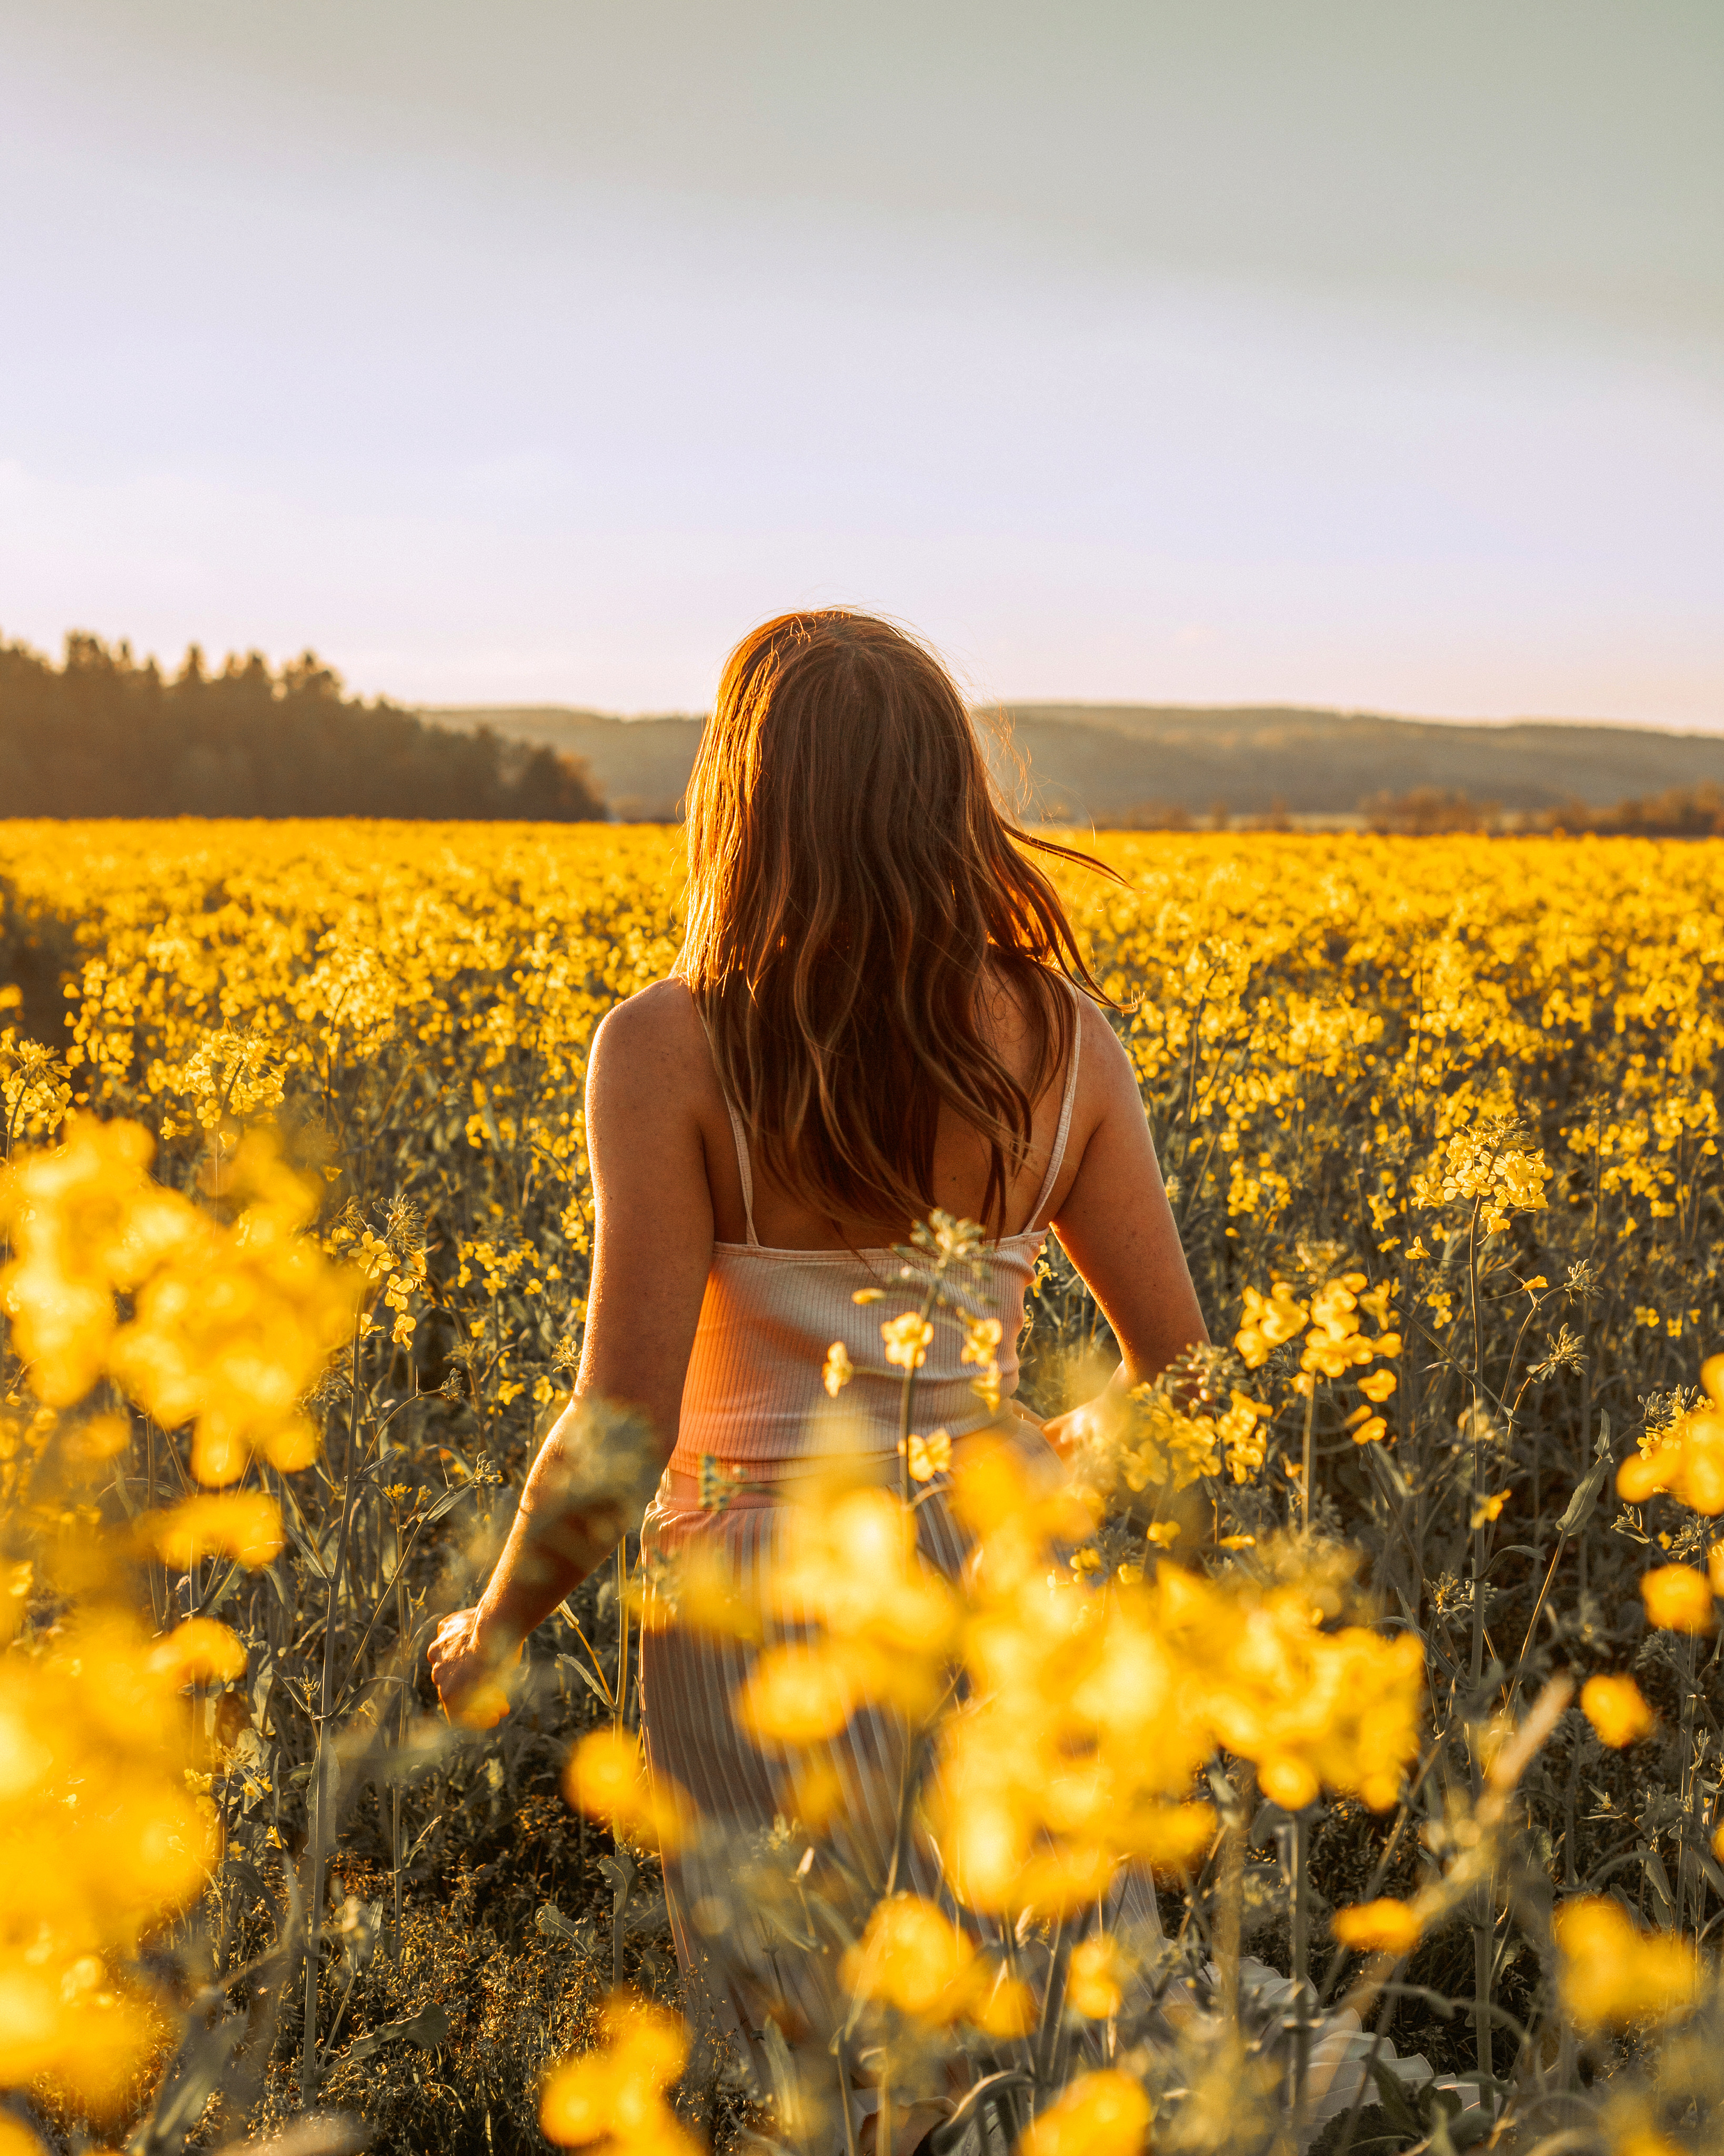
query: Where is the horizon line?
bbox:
[414,697,1724,741]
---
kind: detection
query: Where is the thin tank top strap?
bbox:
[721,1094,760,1246]
[1026,979,1084,1232]
[688,989,760,1246]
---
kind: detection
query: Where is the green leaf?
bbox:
[129,2011,243,2154]
[1556,1415,1613,1538]
[1367,2058,1424,2139]
[557,1652,613,1707]
[342,1998,450,2063]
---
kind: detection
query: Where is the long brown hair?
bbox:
[679,610,1110,1234]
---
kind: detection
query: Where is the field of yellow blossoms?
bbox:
[2,820,1722,2156]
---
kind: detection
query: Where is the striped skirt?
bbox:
[638,1442,1169,2072]
[638,1459,1435,2154]
[638,1459,981,2067]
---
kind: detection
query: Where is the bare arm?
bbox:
[1040,1006,1208,1452]
[429,986,715,1716]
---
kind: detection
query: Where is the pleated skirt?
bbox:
[637,1464,1436,2154]
[638,1462,978,2065]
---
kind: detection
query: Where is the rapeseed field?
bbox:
[2,822,1721,2156]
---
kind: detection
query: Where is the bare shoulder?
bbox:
[593,976,701,1057]
[1075,988,1134,1087]
[584,980,717,1230]
[589,977,713,1092]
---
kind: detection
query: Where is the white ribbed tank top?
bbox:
[669,996,1082,1477]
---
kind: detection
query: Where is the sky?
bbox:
[1,1,1720,724]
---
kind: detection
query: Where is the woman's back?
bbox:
[667,967,1086,1476]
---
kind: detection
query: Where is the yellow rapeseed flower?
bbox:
[1332,1899,1424,1955]
[563,1729,694,1854]
[821,1340,854,1396]
[1554,1897,1698,2030]
[881,1310,935,1371]
[147,1616,247,1688]
[842,1895,978,2023]
[1618,1399,1724,1515]
[1235,1280,1307,1369]
[145,1491,284,1570]
[0,1120,356,1483]
[906,1429,952,1482]
[1066,1932,1134,2019]
[539,1993,699,2155]
[0,1611,223,2110]
[1641,1565,1716,1634]
[1017,2069,1151,2156]
[1581,1674,1657,1749]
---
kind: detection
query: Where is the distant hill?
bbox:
[424,701,1724,825]
[424,708,705,821]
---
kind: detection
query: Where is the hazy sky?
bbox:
[2,2,1720,722]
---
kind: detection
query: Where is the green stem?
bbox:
[1679,1616,1701,1930]
[300,1307,363,2106]
[1288,1813,1311,2124]
[392,1549,407,1960]
[834,2035,861,2156]
[614,1543,633,1733]
[1464,1192,1493,2083]
[895,1280,940,1504]
[1216,1771,1250,2039]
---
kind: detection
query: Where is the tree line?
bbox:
[1,634,607,820]
[1363,782,1724,835]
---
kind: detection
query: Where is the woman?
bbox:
[430,610,1208,2141]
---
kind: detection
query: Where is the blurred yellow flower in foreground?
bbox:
[0,1119,356,1484]
[147,1615,247,1687]
[0,1611,226,2113]
[1611,2127,1687,2156]
[960,1315,1003,1364]
[564,1729,694,1855]
[1067,1932,1134,2019]
[539,1992,699,2155]
[1640,1565,1716,1634]
[1017,2068,1151,2156]
[843,1895,980,2024]
[835,1877,1031,2031]
[1618,1388,1724,1516]
[1331,1898,1424,1955]
[934,1440,1422,1917]
[737,1486,958,1740]
[1581,1673,1657,1749]
[144,1490,284,1571]
[737,1646,864,1745]
[446,1672,513,1732]
[1554,1897,1698,2030]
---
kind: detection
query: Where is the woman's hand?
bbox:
[1039,1366,1132,1462]
[428,1608,520,1730]
[1040,1397,1105,1462]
